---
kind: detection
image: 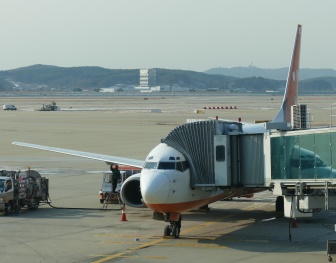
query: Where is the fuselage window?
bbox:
[216,145,225,162]
[158,162,175,170]
[144,162,158,169]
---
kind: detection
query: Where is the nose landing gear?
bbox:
[163,212,182,238]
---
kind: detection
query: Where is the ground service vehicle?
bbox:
[99,171,126,204]
[0,169,49,215]
[3,104,17,110]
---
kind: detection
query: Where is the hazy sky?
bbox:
[0,0,335,71]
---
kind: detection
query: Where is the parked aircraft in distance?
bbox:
[13,25,302,238]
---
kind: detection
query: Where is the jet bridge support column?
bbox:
[276,181,336,219]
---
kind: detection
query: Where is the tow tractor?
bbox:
[0,168,49,215]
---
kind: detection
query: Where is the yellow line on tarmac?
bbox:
[180,214,234,235]
[92,202,268,263]
[91,239,164,263]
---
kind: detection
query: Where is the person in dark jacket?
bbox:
[110,164,121,193]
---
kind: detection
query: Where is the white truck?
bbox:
[3,104,17,111]
[0,169,49,215]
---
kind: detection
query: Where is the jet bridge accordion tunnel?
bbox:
[161,120,266,189]
[162,120,336,189]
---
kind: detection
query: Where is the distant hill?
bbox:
[1,65,139,89]
[0,64,335,94]
[0,65,237,92]
[205,67,336,80]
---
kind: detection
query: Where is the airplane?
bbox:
[12,24,302,238]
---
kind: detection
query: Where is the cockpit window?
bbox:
[144,160,189,172]
[144,162,158,169]
[316,158,326,167]
[176,162,183,172]
[158,162,175,170]
[181,161,189,171]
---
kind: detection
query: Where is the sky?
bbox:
[0,0,335,72]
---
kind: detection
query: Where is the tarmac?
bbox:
[1,94,336,262]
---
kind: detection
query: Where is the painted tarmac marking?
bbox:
[91,255,167,260]
[156,243,227,248]
[180,214,234,235]
[91,239,165,263]
[92,202,269,263]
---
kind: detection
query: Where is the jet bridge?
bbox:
[266,127,336,218]
[162,120,265,188]
[162,119,336,218]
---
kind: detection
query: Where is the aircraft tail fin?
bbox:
[272,24,302,123]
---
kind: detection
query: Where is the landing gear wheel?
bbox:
[4,201,13,216]
[164,213,182,238]
[164,225,171,236]
[172,226,179,238]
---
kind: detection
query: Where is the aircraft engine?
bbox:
[120,173,147,208]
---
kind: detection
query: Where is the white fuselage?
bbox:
[140,143,261,213]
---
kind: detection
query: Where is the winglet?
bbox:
[273,24,302,123]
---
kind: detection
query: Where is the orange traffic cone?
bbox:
[120,208,127,222]
[291,218,297,228]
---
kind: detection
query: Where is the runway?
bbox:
[1,95,336,262]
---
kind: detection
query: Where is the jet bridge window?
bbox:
[216,145,225,162]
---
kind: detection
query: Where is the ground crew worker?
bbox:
[110,164,121,193]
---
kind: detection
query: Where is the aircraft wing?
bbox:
[12,141,144,168]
